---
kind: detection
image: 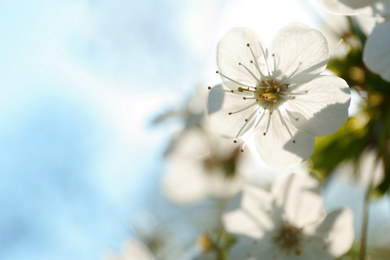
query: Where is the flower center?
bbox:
[273,223,303,251]
[237,77,290,110]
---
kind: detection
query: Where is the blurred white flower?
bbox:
[106,239,155,260]
[319,14,364,58]
[208,23,351,168]
[317,0,390,82]
[223,173,354,259]
[162,127,247,204]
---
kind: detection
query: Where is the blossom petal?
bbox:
[271,173,324,227]
[223,209,268,239]
[270,22,329,84]
[207,83,258,139]
[223,186,274,238]
[217,27,266,87]
[364,20,390,82]
[286,75,351,136]
[317,0,374,15]
[306,208,354,257]
[254,111,315,168]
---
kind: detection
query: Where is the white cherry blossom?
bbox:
[162,127,247,204]
[223,173,354,260]
[208,23,351,168]
[317,0,390,81]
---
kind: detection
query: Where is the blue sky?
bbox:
[1,1,389,259]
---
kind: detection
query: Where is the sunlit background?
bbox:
[1,0,389,259]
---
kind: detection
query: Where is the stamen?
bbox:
[263,111,272,136]
[216,71,253,89]
[277,110,295,143]
[244,96,262,100]
[285,109,299,121]
[228,102,258,115]
[208,87,245,95]
[235,109,257,138]
[238,62,263,85]
[272,54,277,84]
[246,43,268,83]
[257,41,272,78]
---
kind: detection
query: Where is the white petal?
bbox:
[254,111,315,169]
[271,173,324,227]
[217,27,266,86]
[306,208,354,257]
[364,20,390,82]
[270,22,329,84]
[223,186,274,238]
[207,83,259,139]
[223,209,267,239]
[317,0,374,15]
[286,75,351,136]
[240,185,272,211]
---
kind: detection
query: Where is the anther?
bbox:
[238,62,242,65]
[241,149,244,152]
[250,60,254,63]
[247,43,250,47]
[231,90,234,93]
[263,132,266,136]
[292,140,296,143]
[216,71,219,74]
[207,86,211,90]
[245,119,248,122]
[243,97,246,100]
[233,139,237,143]
[228,112,232,115]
